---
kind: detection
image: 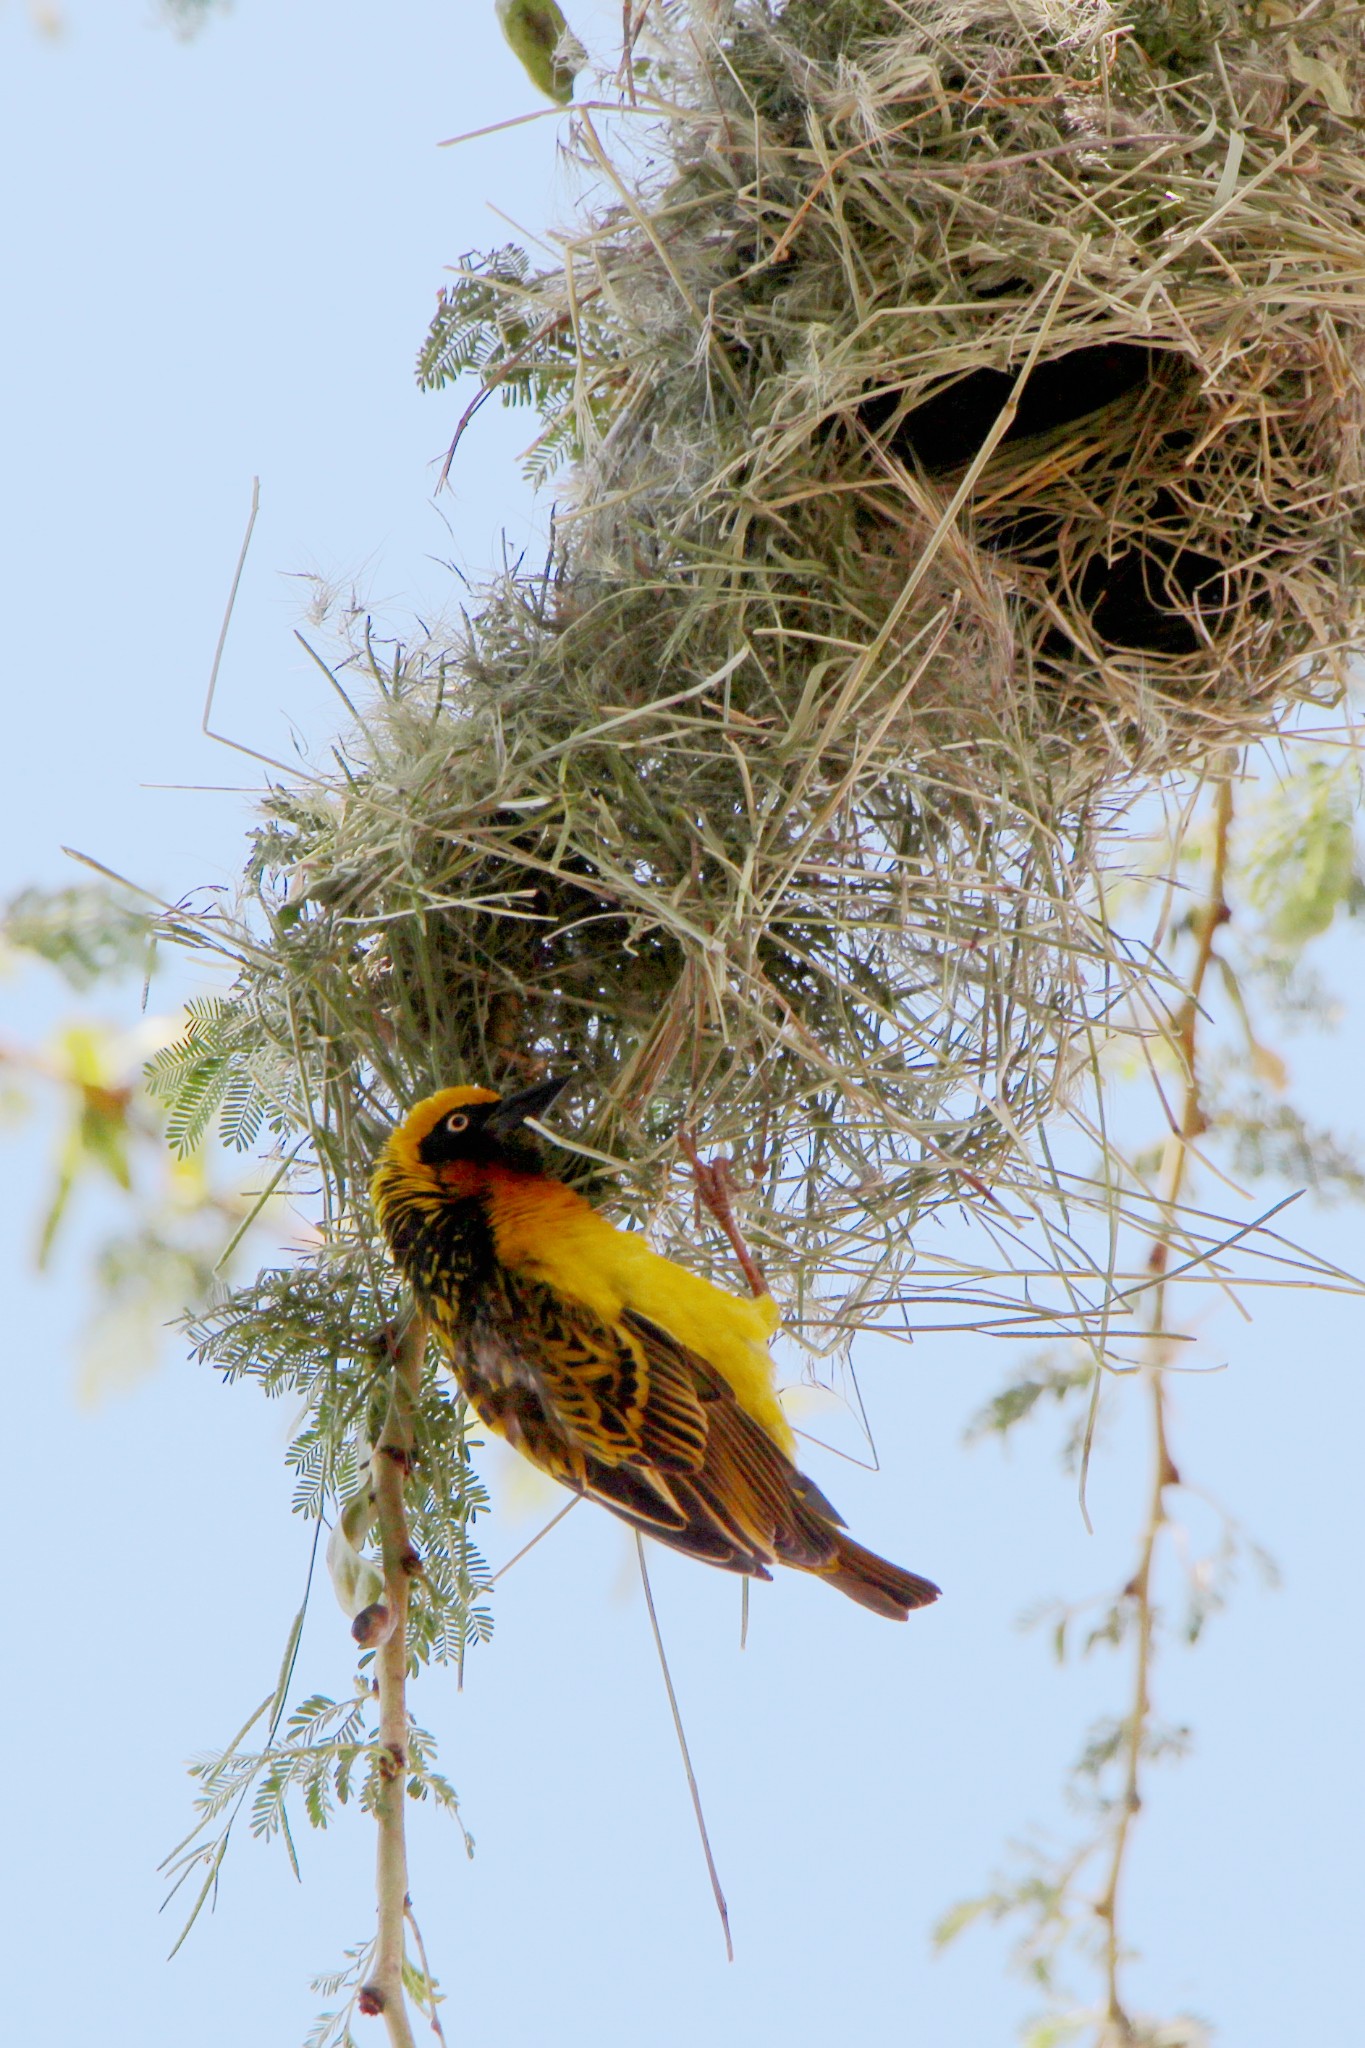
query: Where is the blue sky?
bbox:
[3,5,1362,2044]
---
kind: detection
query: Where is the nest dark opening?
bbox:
[1073,501,1231,658]
[866,343,1159,475]
[858,343,1252,662]
[988,488,1235,662]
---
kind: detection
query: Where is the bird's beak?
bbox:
[484,1074,572,1142]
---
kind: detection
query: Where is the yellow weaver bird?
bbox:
[372,1081,939,1620]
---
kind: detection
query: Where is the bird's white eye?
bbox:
[444,1111,469,1135]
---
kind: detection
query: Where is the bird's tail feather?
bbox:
[820,1534,940,1620]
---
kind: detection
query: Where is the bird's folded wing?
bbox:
[473,1273,843,1578]
[492,1270,710,1474]
[621,1310,839,1573]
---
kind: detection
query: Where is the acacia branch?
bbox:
[1094,773,1234,2042]
[357,1319,426,2047]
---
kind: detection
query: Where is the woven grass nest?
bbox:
[199,0,1365,1358]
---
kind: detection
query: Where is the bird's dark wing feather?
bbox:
[484,1270,710,1472]
[461,1297,695,1539]
[620,1310,840,1573]
[461,1274,796,1576]
[457,1266,925,1598]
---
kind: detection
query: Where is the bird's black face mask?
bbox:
[416,1075,572,1170]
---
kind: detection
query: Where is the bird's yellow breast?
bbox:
[479,1167,793,1454]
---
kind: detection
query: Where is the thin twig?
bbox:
[1094,772,1234,2042]
[436,384,493,494]
[200,477,313,782]
[486,1496,581,1584]
[635,1535,734,1962]
[404,1901,449,2046]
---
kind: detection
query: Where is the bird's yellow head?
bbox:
[378,1078,571,1190]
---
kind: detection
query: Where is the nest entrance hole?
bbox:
[866,342,1160,476]
[862,345,1246,660]
[990,487,1236,663]
[1070,500,1231,658]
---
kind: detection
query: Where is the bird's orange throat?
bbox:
[428,1157,492,1201]
[424,1158,577,1209]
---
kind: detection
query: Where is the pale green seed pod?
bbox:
[495,0,584,106]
